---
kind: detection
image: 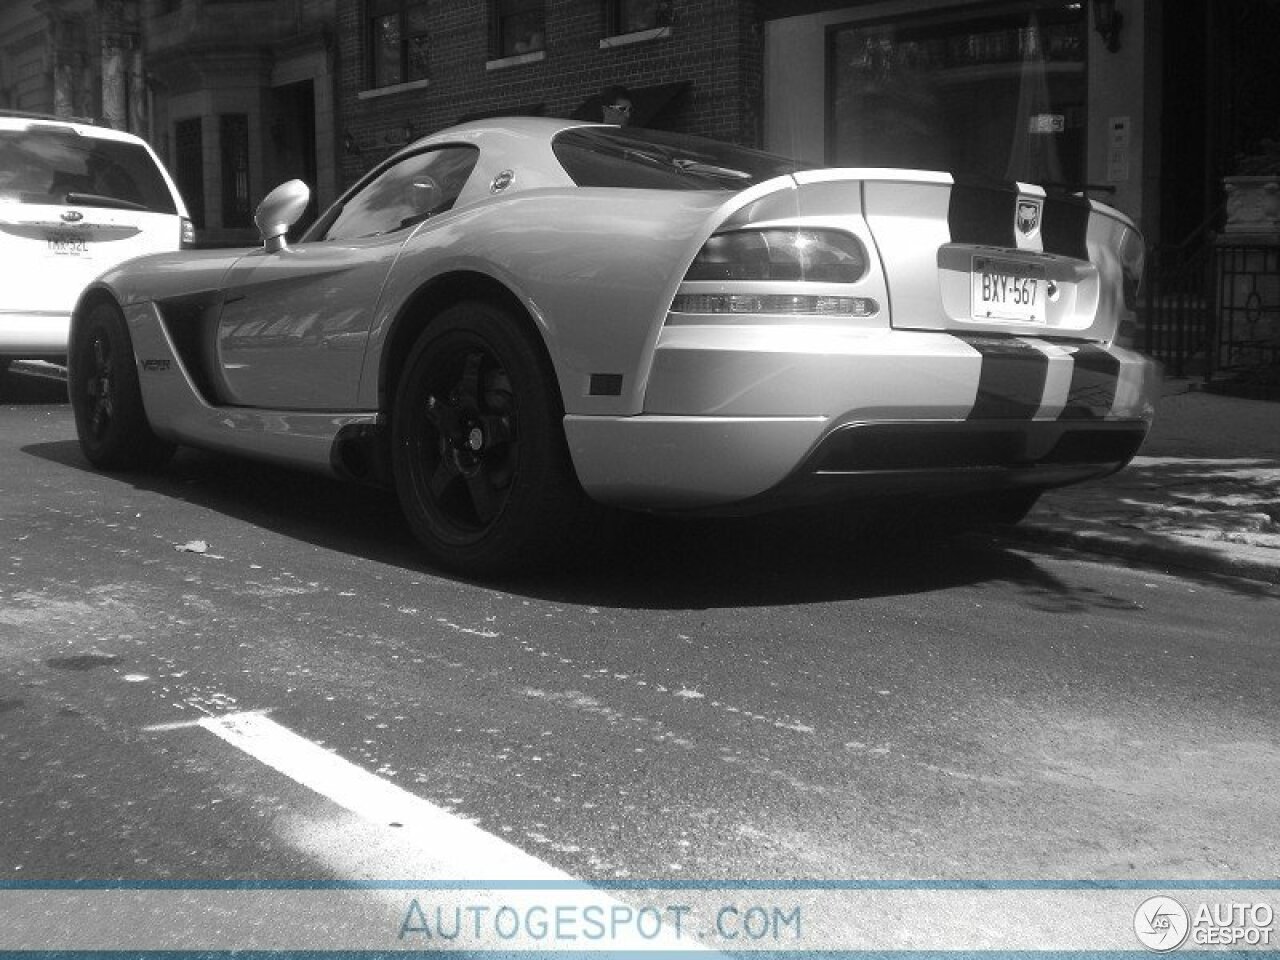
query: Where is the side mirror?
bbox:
[254,179,311,253]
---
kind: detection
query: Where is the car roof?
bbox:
[0,110,152,145]
[413,115,600,146]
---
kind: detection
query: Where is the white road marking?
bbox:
[195,710,713,952]
[199,710,568,881]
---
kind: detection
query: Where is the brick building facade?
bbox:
[335,0,765,185]
[5,1,1278,259]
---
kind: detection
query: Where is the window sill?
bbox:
[357,78,430,101]
[485,49,546,71]
[599,26,671,49]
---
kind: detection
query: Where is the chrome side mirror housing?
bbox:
[254,180,311,253]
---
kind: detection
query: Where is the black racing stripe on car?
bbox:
[1059,343,1121,419]
[955,334,1050,420]
[1041,195,1091,260]
[947,180,1015,247]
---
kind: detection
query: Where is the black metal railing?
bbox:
[1142,232,1218,378]
[1213,240,1280,377]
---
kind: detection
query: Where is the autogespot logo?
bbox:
[1134,896,1190,952]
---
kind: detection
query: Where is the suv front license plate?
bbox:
[47,233,89,256]
[971,256,1046,323]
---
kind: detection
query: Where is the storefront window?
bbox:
[829,1,1086,187]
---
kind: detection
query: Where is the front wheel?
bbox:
[391,302,587,576]
[68,299,174,471]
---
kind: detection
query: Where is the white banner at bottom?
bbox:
[0,883,1275,953]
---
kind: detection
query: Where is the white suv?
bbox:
[0,110,192,366]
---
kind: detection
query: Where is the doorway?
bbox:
[269,79,319,230]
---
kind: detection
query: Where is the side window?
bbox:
[322,145,479,241]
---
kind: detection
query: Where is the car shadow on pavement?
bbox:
[22,437,1226,610]
[0,367,68,405]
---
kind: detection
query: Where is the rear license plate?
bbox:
[47,233,89,256]
[971,256,1046,323]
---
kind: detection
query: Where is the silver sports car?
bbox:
[68,117,1158,574]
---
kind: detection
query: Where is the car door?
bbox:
[213,144,479,409]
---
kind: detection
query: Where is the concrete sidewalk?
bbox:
[1013,380,1280,584]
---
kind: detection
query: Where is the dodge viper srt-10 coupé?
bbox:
[68,117,1158,574]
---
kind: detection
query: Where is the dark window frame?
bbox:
[490,0,545,59]
[605,0,672,36]
[220,113,251,228]
[367,0,430,88]
[824,0,1088,186]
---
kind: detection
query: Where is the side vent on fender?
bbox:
[589,374,624,396]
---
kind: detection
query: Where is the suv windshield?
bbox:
[553,127,810,191]
[0,126,177,214]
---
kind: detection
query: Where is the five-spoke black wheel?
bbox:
[68,298,174,470]
[392,301,585,575]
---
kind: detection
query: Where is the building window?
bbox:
[829,0,1086,188]
[174,116,204,229]
[220,114,251,228]
[369,0,430,87]
[606,0,671,36]
[491,0,544,59]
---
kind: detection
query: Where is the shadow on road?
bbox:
[0,367,68,405]
[24,436,1268,611]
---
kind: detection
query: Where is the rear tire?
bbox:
[68,299,174,471]
[391,301,587,576]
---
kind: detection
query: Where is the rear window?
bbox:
[553,128,810,191]
[0,125,178,214]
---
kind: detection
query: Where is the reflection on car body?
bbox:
[66,117,1157,575]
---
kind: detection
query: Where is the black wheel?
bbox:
[391,301,586,575]
[68,299,174,470]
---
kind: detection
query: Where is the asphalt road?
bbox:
[3,365,1279,947]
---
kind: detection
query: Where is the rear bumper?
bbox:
[565,327,1159,511]
[763,417,1148,508]
[565,414,1149,512]
[0,310,70,358]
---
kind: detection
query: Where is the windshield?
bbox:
[553,127,810,191]
[0,126,178,214]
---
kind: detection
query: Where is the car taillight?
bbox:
[684,229,867,283]
[669,293,879,318]
[180,217,196,248]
